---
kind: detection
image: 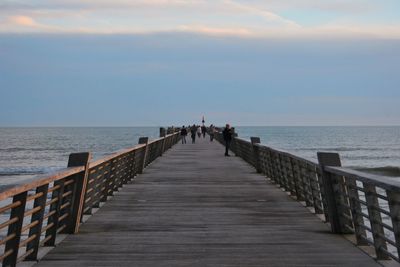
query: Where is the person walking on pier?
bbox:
[223,124,233,156]
[209,124,215,142]
[201,125,207,138]
[190,124,197,144]
[197,125,202,138]
[180,126,188,144]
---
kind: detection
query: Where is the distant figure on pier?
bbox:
[180,126,188,144]
[190,124,197,144]
[209,124,215,142]
[201,125,207,138]
[197,126,202,138]
[223,124,233,156]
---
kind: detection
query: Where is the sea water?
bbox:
[1,126,399,188]
[0,127,159,187]
[236,126,400,177]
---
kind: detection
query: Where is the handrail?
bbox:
[215,131,400,263]
[0,131,181,266]
[0,167,84,201]
[325,166,400,192]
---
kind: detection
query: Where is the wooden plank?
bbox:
[36,138,380,266]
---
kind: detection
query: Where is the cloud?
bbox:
[8,16,37,27]
[178,25,253,37]
[222,0,300,27]
[0,1,399,39]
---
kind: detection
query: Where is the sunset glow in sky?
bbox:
[0,1,399,126]
[1,0,400,38]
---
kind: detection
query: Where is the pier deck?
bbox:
[35,137,379,266]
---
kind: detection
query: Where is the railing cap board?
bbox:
[325,166,400,192]
[89,133,178,168]
[0,132,180,201]
[232,135,400,193]
[0,166,84,201]
[89,143,147,169]
[236,136,318,167]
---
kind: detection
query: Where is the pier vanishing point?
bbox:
[1,128,400,266]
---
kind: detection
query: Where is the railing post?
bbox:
[387,191,400,258]
[160,131,166,156]
[159,127,166,138]
[346,178,368,246]
[317,152,346,234]
[3,191,28,267]
[364,184,389,259]
[26,184,49,261]
[66,152,91,234]
[138,137,149,173]
[250,137,262,173]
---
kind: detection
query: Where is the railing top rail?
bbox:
[0,132,179,201]
[234,136,318,167]
[89,143,147,169]
[232,134,400,191]
[325,166,400,192]
[89,132,178,169]
[0,166,84,201]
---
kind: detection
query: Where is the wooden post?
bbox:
[44,179,65,246]
[159,127,166,138]
[26,184,49,261]
[290,159,304,201]
[65,152,91,234]
[387,191,400,258]
[317,152,346,234]
[3,191,28,267]
[364,184,389,259]
[250,137,262,173]
[138,137,149,173]
[161,134,166,156]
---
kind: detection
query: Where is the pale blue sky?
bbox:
[0,1,399,126]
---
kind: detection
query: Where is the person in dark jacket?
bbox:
[222,124,233,156]
[190,124,197,144]
[201,125,207,138]
[180,126,187,144]
[209,124,215,142]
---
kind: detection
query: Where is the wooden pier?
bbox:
[1,129,400,266]
[36,137,378,266]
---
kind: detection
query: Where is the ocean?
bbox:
[0,126,399,187]
[236,126,400,177]
[0,127,160,186]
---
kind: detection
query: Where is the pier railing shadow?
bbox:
[215,132,400,263]
[0,131,180,267]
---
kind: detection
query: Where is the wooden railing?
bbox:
[215,132,400,262]
[0,132,180,267]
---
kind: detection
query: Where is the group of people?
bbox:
[180,124,233,157]
[180,124,215,144]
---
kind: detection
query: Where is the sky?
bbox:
[0,0,400,126]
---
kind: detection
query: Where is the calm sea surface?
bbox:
[0,126,399,186]
[0,127,159,186]
[236,126,400,177]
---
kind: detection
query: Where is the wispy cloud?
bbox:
[0,0,399,38]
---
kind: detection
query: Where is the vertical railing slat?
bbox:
[3,191,28,267]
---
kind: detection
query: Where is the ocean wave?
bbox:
[0,167,62,177]
[353,166,400,177]
[294,147,398,152]
[0,147,66,152]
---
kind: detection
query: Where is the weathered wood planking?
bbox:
[35,137,380,266]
